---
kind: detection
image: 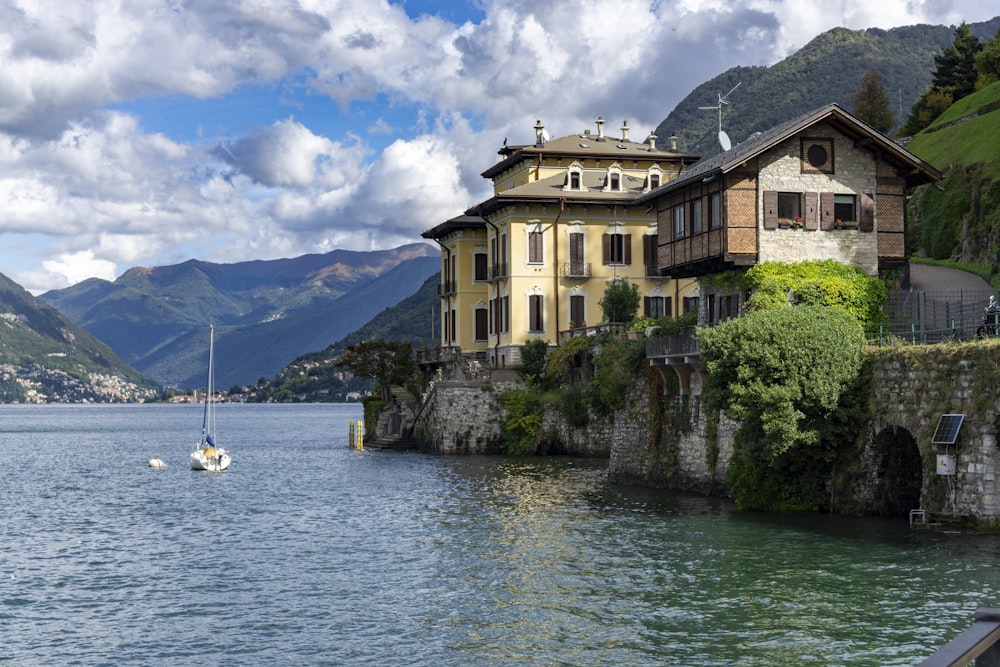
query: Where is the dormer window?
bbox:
[564,162,587,192]
[645,164,663,192]
[603,163,623,193]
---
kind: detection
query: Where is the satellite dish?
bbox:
[541,128,551,142]
[718,130,731,151]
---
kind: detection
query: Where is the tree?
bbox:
[698,305,867,510]
[931,23,981,100]
[598,279,640,324]
[975,29,1000,84]
[337,340,414,403]
[851,70,894,133]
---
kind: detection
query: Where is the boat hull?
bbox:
[190,447,231,472]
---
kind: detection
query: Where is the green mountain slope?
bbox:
[0,273,157,402]
[250,272,440,402]
[656,19,1000,158]
[904,81,1000,275]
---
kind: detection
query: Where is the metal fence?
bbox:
[872,287,997,345]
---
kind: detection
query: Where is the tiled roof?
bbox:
[634,103,943,204]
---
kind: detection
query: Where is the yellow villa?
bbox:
[422,117,700,367]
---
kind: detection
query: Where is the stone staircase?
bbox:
[366,386,421,450]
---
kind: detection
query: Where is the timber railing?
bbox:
[916,608,1000,666]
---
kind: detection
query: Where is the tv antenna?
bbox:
[699,82,740,151]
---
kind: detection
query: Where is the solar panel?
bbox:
[932,414,965,445]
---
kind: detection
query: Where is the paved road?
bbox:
[909,264,992,292]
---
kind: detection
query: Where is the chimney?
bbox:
[596,116,605,141]
[647,132,657,151]
[621,120,630,142]
[669,134,678,151]
[534,120,545,146]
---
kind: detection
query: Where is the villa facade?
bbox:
[422,118,700,366]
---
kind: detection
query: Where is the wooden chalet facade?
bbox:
[636,104,943,298]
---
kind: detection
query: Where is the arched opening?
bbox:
[872,426,923,515]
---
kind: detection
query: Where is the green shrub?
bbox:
[587,336,646,416]
[498,386,542,455]
[558,384,590,427]
[519,338,549,384]
[698,305,867,510]
[599,279,641,324]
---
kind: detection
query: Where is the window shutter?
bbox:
[570,233,584,270]
[804,192,819,230]
[860,192,875,232]
[475,308,488,340]
[602,234,610,265]
[623,234,632,265]
[644,296,651,317]
[820,192,835,230]
[664,296,673,318]
[763,191,778,229]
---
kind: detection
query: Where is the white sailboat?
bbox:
[190,324,231,472]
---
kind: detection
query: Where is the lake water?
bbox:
[1,403,998,665]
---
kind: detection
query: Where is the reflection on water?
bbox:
[0,405,997,665]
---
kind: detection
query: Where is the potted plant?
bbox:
[791,216,803,229]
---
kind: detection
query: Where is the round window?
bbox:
[807,144,828,168]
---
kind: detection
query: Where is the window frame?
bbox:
[672,204,685,240]
[834,194,857,223]
[527,229,544,264]
[528,294,544,333]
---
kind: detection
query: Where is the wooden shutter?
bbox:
[804,192,819,230]
[820,192,835,230]
[860,192,875,232]
[570,233,584,271]
[570,295,584,325]
[602,234,611,265]
[475,308,488,340]
[763,191,778,229]
[623,234,632,265]
[529,231,543,262]
[644,296,652,317]
[529,295,543,332]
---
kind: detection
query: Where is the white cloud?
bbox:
[0,0,997,293]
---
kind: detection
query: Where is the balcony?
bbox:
[560,262,592,279]
[489,263,509,281]
[646,327,701,364]
[437,280,457,296]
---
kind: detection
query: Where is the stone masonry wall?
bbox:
[757,129,879,274]
[414,343,1000,523]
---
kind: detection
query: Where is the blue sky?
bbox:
[0,0,998,294]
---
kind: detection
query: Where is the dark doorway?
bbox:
[873,426,923,515]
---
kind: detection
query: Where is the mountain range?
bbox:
[40,244,440,389]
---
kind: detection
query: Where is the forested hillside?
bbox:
[656,19,1000,158]
[906,81,1000,284]
[249,273,439,402]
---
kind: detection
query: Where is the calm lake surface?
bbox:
[1,403,998,665]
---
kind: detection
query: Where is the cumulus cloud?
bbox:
[0,0,996,292]
[220,118,365,189]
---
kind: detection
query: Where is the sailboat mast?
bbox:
[202,324,214,442]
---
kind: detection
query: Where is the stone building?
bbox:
[636,103,943,327]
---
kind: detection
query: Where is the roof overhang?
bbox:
[421,214,487,240]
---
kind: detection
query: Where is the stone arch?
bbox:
[870,425,923,516]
